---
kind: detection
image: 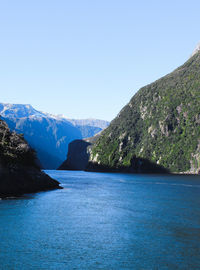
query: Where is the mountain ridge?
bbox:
[86,49,200,174]
[0,102,109,126]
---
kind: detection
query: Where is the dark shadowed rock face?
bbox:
[86,157,169,174]
[58,133,101,171]
[0,118,62,197]
[58,140,91,171]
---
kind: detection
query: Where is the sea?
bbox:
[0,170,200,270]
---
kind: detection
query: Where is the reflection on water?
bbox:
[0,170,200,270]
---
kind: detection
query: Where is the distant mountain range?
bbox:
[0,103,109,169]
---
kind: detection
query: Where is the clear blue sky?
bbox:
[0,0,199,121]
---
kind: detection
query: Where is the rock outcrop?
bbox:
[0,118,62,197]
[58,140,91,171]
[58,134,101,171]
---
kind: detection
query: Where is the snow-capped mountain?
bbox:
[0,103,109,169]
[0,103,46,118]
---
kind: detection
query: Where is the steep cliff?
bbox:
[58,134,100,171]
[88,49,200,174]
[0,118,61,197]
[58,140,91,171]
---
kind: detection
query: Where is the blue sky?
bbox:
[0,0,199,121]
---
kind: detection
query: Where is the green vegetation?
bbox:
[90,52,200,173]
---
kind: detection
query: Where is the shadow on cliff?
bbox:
[58,140,91,171]
[58,138,170,174]
[86,156,170,174]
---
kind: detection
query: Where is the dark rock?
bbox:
[0,118,62,197]
[58,134,101,171]
[58,140,91,171]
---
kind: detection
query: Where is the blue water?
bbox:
[0,171,200,270]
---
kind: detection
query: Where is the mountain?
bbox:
[87,46,200,174]
[0,103,45,118]
[0,118,61,198]
[0,103,109,169]
[1,108,82,169]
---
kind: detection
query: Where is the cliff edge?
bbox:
[0,118,62,197]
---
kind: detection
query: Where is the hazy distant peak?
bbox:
[67,118,110,129]
[0,101,110,132]
[191,42,200,57]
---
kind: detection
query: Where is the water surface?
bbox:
[0,171,200,269]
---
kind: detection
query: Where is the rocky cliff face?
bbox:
[58,134,100,171]
[58,140,91,171]
[0,118,61,197]
[88,48,200,174]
